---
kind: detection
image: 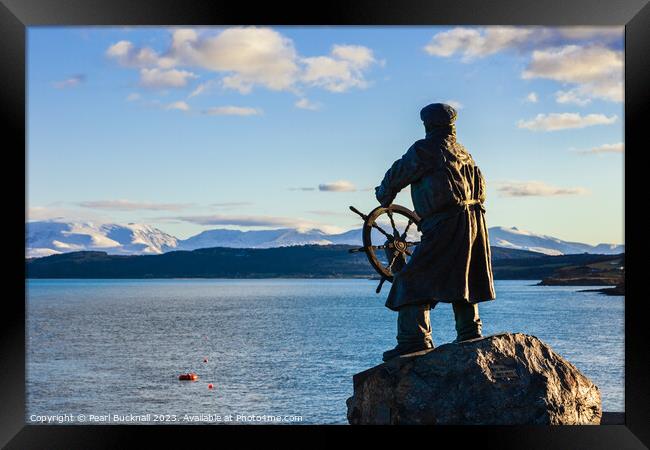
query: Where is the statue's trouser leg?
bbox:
[452,301,482,341]
[396,303,434,348]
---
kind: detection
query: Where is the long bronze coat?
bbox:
[375,129,496,311]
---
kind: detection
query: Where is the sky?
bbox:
[27,26,624,245]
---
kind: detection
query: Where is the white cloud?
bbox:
[106,40,161,67]
[139,68,197,88]
[168,27,301,93]
[203,106,262,116]
[295,98,320,110]
[496,181,589,197]
[523,45,623,103]
[165,100,190,111]
[106,40,133,59]
[188,79,218,97]
[423,27,623,104]
[302,45,378,92]
[318,180,356,192]
[172,213,343,233]
[524,92,538,103]
[524,44,623,83]
[554,89,591,106]
[52,74,85,89]
[517,113,617,131]
[189,83,208,97]
[331,44,377,67]
[174,214,295,227]
[424,27,538,59]
[126,92,141,101]
[574,142,624,154]
[77,199,191,211]
[423,26,622,60]
[107,28,380,97]
[210,201,254,208]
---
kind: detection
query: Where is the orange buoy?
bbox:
[208,383,213,389]
[178,372,199,381]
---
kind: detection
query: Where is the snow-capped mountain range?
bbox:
[26,221,624,258]
[488,226,624,256]
[26,221,179,258]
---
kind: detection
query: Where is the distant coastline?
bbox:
[579,285,625,296]
[26,244,624,284]
[536,253,624,293]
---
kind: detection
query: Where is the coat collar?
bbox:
[425,125,456,140]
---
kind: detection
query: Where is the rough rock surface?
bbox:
[346,333,601,425]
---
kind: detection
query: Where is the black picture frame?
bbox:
[1,0,647,447]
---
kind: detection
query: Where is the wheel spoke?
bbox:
[405,241,420,247]
[388,252,400,270]
[387,210,399,236]
[405,249,413,256]
[370,244,388,250]
[371,222,393,240]
[400,219,414,240]
[375,276,387,294]
[349,205,367,220]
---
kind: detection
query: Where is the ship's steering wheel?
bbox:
[349,204,421,293]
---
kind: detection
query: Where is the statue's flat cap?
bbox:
[420,103,457,126]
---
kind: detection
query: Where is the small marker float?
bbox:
[208,383,213,390]
[203,358,208,363]
[178,372,199,381]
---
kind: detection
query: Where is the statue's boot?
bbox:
[452,301,483,343]
[382,303,434,362]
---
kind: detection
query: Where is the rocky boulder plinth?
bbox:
[346,333,601,425]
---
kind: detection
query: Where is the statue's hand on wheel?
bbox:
[375,185,395,208]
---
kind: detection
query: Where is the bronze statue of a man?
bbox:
[375,103,496,362]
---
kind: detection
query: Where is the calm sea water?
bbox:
[26,279,624,425]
